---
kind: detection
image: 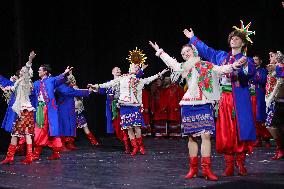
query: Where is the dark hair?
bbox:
[40,64,52,74]
[253,54,262,60]
[181,44,194,52]
[228,30,247,49]
[15,69,21,77]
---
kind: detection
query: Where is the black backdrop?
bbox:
[0,0,283,149]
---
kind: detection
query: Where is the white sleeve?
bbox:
[99,77,121,88]
[156,49,183,72]
[212,64,233,75]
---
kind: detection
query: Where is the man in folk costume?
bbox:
[164,74,184,138]
[89,48,168,156]
[1,51,36,164]
[141,86,152,137]
[97,66,145,153]
[184,20,256,176]
[265,51,284,160]
[56,73,96,150]
[149,40,245,181]
[32,64,73,160]
[250,55,272,147]
[150,78,168,138]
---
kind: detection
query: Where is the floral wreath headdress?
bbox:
[232,20,256,55]
[126,47,147,67]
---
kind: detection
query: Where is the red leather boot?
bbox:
[65,137,78,150]
[32,146,43,160]
[222,154,234,176]
[184,156,198,179]
[271,138,284,160]
[130,138,139,156]
[122,130,131,154]
[201,157,218,181]
[136,137,145,155]
[21,144,33,164]
[86,132,99,145]
[0,144,17,164]
[47,147,61,160]
[235,153,247,176]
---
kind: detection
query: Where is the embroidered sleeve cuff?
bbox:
[155,49,164,57]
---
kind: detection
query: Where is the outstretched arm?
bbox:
[183,28,227,65]
[140,69,169,85]
[149,41,182,71]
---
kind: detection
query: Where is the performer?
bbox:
[250,55,271,147]
[183,20,256,176]
[56,73,96,150]
[98,65,146,153]
[1,51,36,164]
[141,86,152,137]
[164,74,184,138]
[149,39,244,180]
[265,51,284,160]
[32,64,73,160]
[89,48,168,156]
[150,78,168,138]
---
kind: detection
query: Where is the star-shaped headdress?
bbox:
[126,47,147,67]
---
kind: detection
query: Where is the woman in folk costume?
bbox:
[265,51,284,160]
[184,20,256,176]
[149,41,245,181]
[1,51,36,164]
[89,48,168,156]
[68,74,100,146]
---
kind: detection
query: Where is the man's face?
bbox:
[129,64,140,74]
[269,52,277,64]
[253,56,262,66]
[230,36,244,49]
[155,78,162,87]
[181,46,194,61]
[112,67,121,77]
[38,67,47,78]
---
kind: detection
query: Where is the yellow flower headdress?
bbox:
[126,47,147,67]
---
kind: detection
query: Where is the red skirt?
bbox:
[12,109,35,136]
[216,92,253,154]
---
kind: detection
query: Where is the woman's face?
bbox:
[269,52,277,64]
[181,46,194,61]
[129,63,140,74]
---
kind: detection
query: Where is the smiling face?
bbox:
[112,67,121,77]
[269,52,277,64]
[129,63,140,74]
[181,46,194,61]
[38,67,47,78]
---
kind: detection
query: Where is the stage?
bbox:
[0,136,283,189]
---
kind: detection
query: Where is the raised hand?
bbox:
[149,41,160,51]
[63,66,74,75]
[141,63,148,70]
[233,56,247,69]
[183,28,194,39]
[29,51,36,61]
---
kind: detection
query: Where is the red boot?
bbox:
[136,137,145,155]
[271,138,284,160]
[201,157,218,181]
[0,144,17,164]
[122,131,131,154]
[15,143,26,156]
[32,146,43,160]
[21,144,33,164]
[185,156,198,179]
[65,137,78,150]
[130,138,139,156]
[47,147,61,160]
[235,153,247,176]
[222,154,234,176]
[86,132,99,145]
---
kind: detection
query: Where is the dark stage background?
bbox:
[0,0,283,149]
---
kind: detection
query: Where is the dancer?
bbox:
[265,51,284,160]
[32,64,73,160]
[149,40,244,180]
[184,20,256,176]
[89,48,168,156]
[1,51,36,164]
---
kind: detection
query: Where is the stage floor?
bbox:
[0,136,283,189]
